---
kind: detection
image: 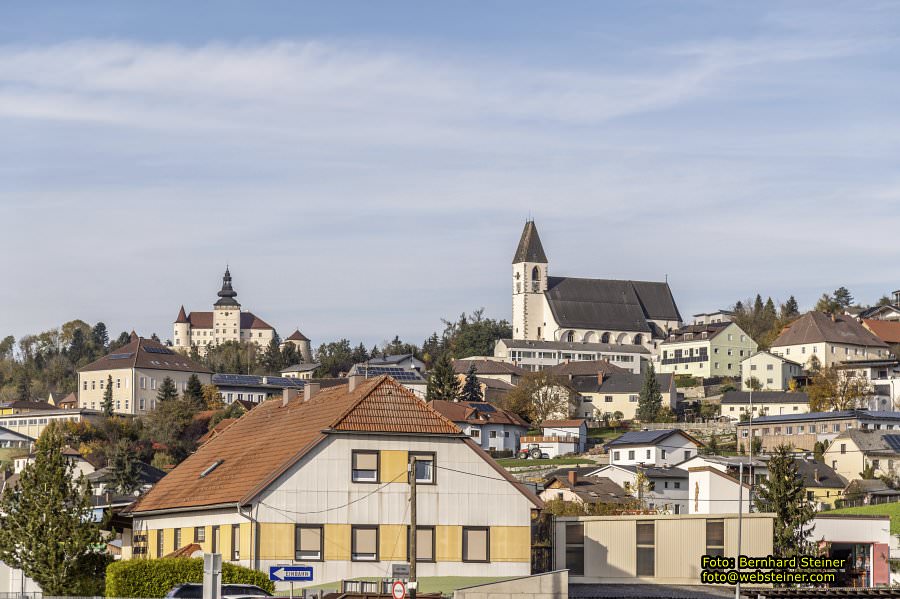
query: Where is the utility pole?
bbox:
[409,456,417,599]
[735,461,744,599]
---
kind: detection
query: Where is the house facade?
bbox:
[823,429,900,481]
[658,322,758,380]
[125,377,540,587]
[770,311,890,369]
[510,221,681,353]
[736,410,900,452]
[606,430,702,467]
[493,338,648,374]
[173,268,277,356]
[588,464,689,514]
[570,372,677,421]
[720,391,810,422]
[77,334,212,415]
[740,351,803,391]
[428,400,529,452]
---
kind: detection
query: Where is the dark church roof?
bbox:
[545,276,681,333]
[512,220,548,264]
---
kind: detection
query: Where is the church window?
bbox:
[601,332,610,343]
[566,331,575,343]
[633,334,643,345]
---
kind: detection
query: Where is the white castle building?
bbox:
[511,221,682,353]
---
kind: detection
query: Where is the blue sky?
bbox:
[2,1,900,347]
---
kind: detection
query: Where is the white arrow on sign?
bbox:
[273,568,286,580]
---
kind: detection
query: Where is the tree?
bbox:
[753,445,815,557]
[833,286,854,310]
[807,366,869,411]
[314,339,355,377]
[876,295,893,307]
[428,309,512,360]
[183,374,204,410]
[751,436,763,456]
[744,377,762,391]
[815,293,840,314]
[91,322,109,352]
[201,384,224,410]
[107,439,141,495]
[143,397,199,464]
[102,374,114,416]
[501,370,574,423]
[782,296,800,319]
[261,339,283,374]
[426,353,460,402]
[813,440,828,463]
[156,376,178,403]
[0,425,107,594]
[707,435,720,455]
[460,363,482,402]
[637,364,662,422]
[860,463,877,480]
[280,343,300,367]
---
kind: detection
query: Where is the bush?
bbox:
[106,558,275,598]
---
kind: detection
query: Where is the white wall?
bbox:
[687,469,749,515]
[609,436,697,467]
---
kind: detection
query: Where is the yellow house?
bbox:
[125,376,541,588]
[793,457,847,509]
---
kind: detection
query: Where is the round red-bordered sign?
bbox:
[392,581,406,599]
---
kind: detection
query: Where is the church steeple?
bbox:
[512,220,548,264]
[214,267,241,307]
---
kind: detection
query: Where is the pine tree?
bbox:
[460,363,482,402]
[753,445,815,557]
[156,376,178,403]
[102,374,114,416]
[281,343,300,367]
[783,296,800,318]
[636,363,662,422]
[91,322,109,353]
[426,353,461,402]
[0,426,107,595]
[833,286,854,309]
[183,374,204,409]
[261,339,283,373]
[107,439,141,495]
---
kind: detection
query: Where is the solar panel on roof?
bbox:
[884,435,900,452]
[108,353,133,360]
[468,402,496,413]
[144,347,174,355]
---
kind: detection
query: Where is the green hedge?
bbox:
[106,558,275,598]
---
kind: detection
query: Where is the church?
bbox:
[511,221,682,353]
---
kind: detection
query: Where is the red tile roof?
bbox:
[428,400,530,428]
[863,319,900,344]
[78,337,212,374]
[185,311,274,330]
[130,376,541,513]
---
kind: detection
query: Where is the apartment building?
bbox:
[569,371,677,421]
[736,410,900,452]
[720,391,810,422]
[740,350,803,391]
[770,311,889,368]
[658,322,757,379]
[494,338,648,374]
[125,376,540,587]
[77,334,212,415]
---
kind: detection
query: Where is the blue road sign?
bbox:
[269,565,313,582]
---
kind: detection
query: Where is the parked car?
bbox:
[166,583,273,599]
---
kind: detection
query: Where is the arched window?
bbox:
[531,266,540,292]
[633,334,643,345]
[566,331,575,343]
[601,332,610,343]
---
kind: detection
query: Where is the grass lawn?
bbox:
[587,427,625,440]
[280,576,512,596]
[828,502,900,534]
[496,456,599,468]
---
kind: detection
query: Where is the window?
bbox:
[645,449,651,459]
[462,527,489,562]
[352,451,379,483]
[490,431,497,438]
[470,428,480,438]
[139,398,145,411]
[231,525,239,561]
[212,526,220,554]
[605,395,613,403]
[683,450,691,461]
[407,526,435,563]
[873,460,881,470]
[410,452,435,484]
[83,381,87,390]
[636,521,655,576]
[706,520,725,557]
[613,451,620,461]
[351,526,379,561]
[174,528,182,549]
[629,394,638,403]
[157,529,164,558]
[833,424,840,433]
[664,481,669,489]
[194,527,206,543]
[91,380,96,390]
[766,364,774,371]
[295,525,323,561]
[628,450,635,460]
[661,449,666,459]
[840,444,846,454]
[564,523,584,576]
[674,481,681,489]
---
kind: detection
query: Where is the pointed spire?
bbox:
[130,331,139,342]
[215,267,241,307]
[512,220,548,264]
[175,305,188,323]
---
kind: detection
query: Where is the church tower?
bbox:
[212,267,242,346]
[512,220,548,340]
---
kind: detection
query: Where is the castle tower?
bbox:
[283,329,313,363]
[173,305,191,349]
[212,267,242,346]
[512,220,548,340]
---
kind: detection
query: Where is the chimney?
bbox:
[303,382,321,402]
[568,471,578,486]
[831,313,838,322]
[597,371,604,386]
[262,376,268,385]
[282,388,299,407]
[814,468,820,483]
[348,374,366,392]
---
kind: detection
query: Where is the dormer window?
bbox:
[685,333,693,341]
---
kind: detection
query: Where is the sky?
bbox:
[2,1,900,347]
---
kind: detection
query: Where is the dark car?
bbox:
[166,583,273,599]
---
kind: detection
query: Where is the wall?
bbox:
[610,436,697,467]
[722,400,809,422]
[453,570,568,599]
[0,411,103,440]
[77,367,135,413]
[687,469,750,515]
[590,466,688,513]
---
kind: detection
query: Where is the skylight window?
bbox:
[199,460,223,478]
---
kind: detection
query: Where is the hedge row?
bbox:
[106,558,275,598]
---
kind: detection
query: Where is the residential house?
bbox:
[14,446,95,478]
[687,466,750,514]
[811,515,891,587]
[539,471,633,508]
[211,374,344,405]
[428,400,529,453]
[510,220,682,353]
[605,430,702,467]
[554,513,773,584]
[541,420,587,453]
[720,391,810,422]
[588,464,689,514]
[862,319,900,347]
[173,268,278,356]
[692,310,734,325]
[736,410,900,452]
[823,429,900,481]
[678,455,769,487]
[835,359,900,412]
[793,458,846,509]
[770,311,889,368]
[569,371,677,422]
[78,333,213,415]
[740,351,803,391]
[0,427,33,463]
[451,359,525,386]
[658,322,758,380]
[86,461,166,497]
[358,353,425,372]
[0,400,59,416]
[279,363,320,380]
[347,360,428,398]
[493,338,649,374]
[125,376,540,585]
[842,479,900,505]
[859,292,900,321]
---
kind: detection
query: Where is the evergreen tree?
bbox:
[0,426,107,595]
[460,363,482,402]
[783,296,800,318]
[833,286,854,309]
[91,322,109,352]
[261,339,283,373]
[350,343,369,365]
[67,328,87,363]
[143,395,199,463]
[753,445,815,557]
[156,376,178,403]
[426,353,461,402]
[14,371,30,401]
[183,374,204,409]
[110,331,132,351]
[107,439,141,495]
[753,294,764,316]
[281,343,300,367]
[102,374,114,416]
[636,363,662,422]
